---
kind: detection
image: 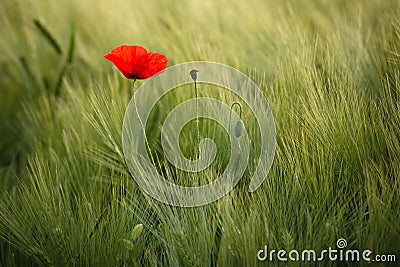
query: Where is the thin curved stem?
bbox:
[229,101,243,127]
[132,79,156,167]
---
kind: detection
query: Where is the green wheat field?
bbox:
[1,0,399,266]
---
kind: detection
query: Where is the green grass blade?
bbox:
[67,24,76,64]
[33,19,63,55]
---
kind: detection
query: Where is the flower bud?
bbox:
[131,223,143,241]
[122,239,135,250]
[234,119,244,138]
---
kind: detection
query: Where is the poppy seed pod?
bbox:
[234,119,244,138]
[190,69,199,81]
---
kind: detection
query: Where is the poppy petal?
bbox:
[140,53,168,78]
[109,45,148,63]
[104,45,168,80]
[104,53,136,79]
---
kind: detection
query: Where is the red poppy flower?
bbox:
[104,45,168,79]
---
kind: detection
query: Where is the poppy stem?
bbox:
[195,80,200,160]
[189,69,200,163]
[132,80,157,168]
[132,78,136,94]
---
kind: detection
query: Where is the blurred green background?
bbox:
[0,0,399,266]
